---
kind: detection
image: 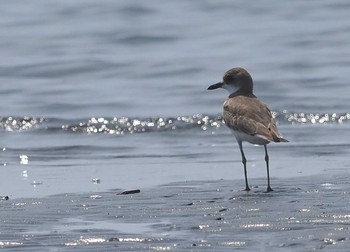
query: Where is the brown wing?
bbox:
[223,95,286,142]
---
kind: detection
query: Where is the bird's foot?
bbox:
[243,187,251,192]
[266,186,273,193]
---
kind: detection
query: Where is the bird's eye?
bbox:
[224,75,234,84]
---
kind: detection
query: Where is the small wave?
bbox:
[62,115,223,135]
[282,111,350,124]
[0,117,45,131]
[1,112,350,135]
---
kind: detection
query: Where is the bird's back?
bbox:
[223,94,287,143]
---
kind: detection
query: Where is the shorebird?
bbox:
[208,67,288,192]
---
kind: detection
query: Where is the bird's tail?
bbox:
[277,137,289,143]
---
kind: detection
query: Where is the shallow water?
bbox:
[1,175,350,251]
[1,0,350,251]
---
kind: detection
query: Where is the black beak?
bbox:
[207,82,223,90]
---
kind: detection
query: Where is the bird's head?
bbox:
[207,67,253,94]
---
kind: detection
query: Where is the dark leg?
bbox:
[264,145,273,192]
[238,141,250,191]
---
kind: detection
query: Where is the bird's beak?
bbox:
[207,82,223,90]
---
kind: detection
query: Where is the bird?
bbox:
[207,67,288,192]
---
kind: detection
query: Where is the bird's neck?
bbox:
[229,88,255,98]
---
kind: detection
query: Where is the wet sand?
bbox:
[1,174,349,251]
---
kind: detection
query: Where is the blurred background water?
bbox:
[1,0,350,197]
[1,1,350,250]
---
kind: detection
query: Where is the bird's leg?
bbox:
[238,142,250,191]
[264,145,273,192]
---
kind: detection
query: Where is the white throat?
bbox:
[222,84,239,94]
